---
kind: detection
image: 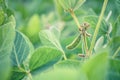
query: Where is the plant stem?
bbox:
[69,9,82,31]
[89,0,108,55]
[83,34,88,55]
[112,47,120,58]
[62,51,67,60]
[26,70,33,80]
[82,38,85,54]
[60,49,67,60]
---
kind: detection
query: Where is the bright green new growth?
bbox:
[58,0,86,11]
[0,9,5,25]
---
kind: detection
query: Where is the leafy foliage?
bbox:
[29,46,62,71]
[107,58,120,80]
[58,0,86,11]
[0,15,15,80]
[112,15,120,37]
[108,37,120,56]
[82,51,108,80]
[10,30,34,80]
[11,31,34,67]
[0,0,120,80]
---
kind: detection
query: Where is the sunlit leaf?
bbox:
[29,46,62,71]
[39,27,63,52]
[82,51,108,80]
[10,31,34,80]
[54,59,82,69]
[0,15,15,80]
[20,14,41,45]
[34,68,87,80]
[11,31,34,67]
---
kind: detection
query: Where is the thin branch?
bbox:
[69,9,82,31]
[89,0,108,56]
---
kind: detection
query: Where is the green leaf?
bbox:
[73,0,86,11]
[84,16,110,46]
[39,27,67,60]
[39,28,63,52]
[9,72,26,80]
[57,0,71,11]
[94,36,104,52]
[54,59,82,69]
[112,15,120,37]
[29,46,62,71]
[84,16,110,37]
[108,37,120,56]
[0,57,11,80]
[10,30,34,80]
[0,15,15,80]
[27,14,40,35]
[33,60,85,80]
[20,14,41,46]
[58,0,86,11]
[82,50,108,80]
[107,58,120,80]
[84,0,119,21]
[0,15,15,58]
[0,8,5,25]
[115,0,120,13]
[11,31,34,67]
[54,1,96,21]
[33,68,87,80]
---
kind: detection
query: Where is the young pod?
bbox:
[58,0,86,11]
[66,34,81,50]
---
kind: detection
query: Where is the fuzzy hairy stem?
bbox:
[89,0,108,56]
[69,9,82,31]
